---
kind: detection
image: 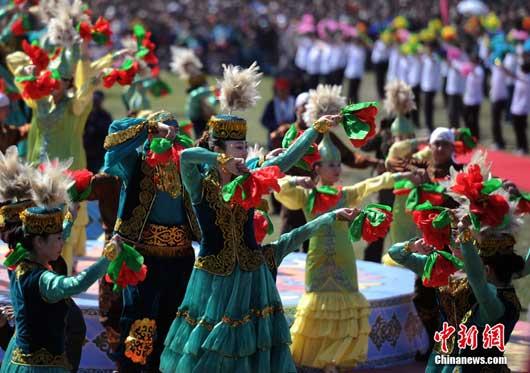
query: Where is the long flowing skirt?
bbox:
[290,291,371,369]
[160,263,296,373]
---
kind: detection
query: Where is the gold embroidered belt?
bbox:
[11,346,72,370]
[125,223,193,257]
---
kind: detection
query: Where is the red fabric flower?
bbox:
[151,65,160,77]
[21,71,59,100]
[66,169,93,193]
[231,166,285,210]
[422,255,459,287]
[78,21,92,41]
[106,261,147,289]
[93,16,112,38]
[22,40,49,73]
[145,143,184,169]
[451,164,483,201]
[349,105,377,148]
[470,194,509,228]
[312,187,343,215]
[116,61,139,86]
[103,70,119,88]
[253,210,270,244]
[420,190,445,206]
[361,209,392,243]
[11,18,26,36]
[412,209,451,250]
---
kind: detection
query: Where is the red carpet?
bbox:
[457,148,530,191]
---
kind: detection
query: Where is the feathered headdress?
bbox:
[0,146,35,230]
[303,84,346,125]
[384,80,416,116]
[170,47,203,79]
[0,146,33,203]
[208,62,262,140]
[40,0,89,48]
[20,158,73,235]
[218,62,261,113]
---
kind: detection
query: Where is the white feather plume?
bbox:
[30,158,73,208]
[219,62,262,113]
[121,36,138,54]
[0,146,34,203]
[45,12,80,48]
[40,0,88,47]
[170,47,203,79]
[383,80,416,116]
[303,84,346,125]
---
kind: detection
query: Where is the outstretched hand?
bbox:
[293,176,317,189]
[335,207,361,222]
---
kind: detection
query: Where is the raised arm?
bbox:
[273,177,309,211]
[388,240,428,277]
[343,172,396,207]
[269,211,337,264]
[179,147,219,203]
[6,51,37,109]
[102,117,149,183]
[262,126,319,172]
[39,257,109,303]
[460,240,504,325]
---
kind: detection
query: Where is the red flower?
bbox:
[151,65,160,77]
[103,70,119,88]
[451,164,483,201]
[116,61,139,86]
[66,169,93,193]
[362,209,392,243]
[312,187,343,215]
[145,143,184,169]
[11,18,27,36]
[93,16,112,38]
[420,191,445,206]
[423,255,459,287]
[78,21,92,41]
[106,262,147,289]
[470,194,509,228]
[412,209,451,250]
[21,70,59,100]
[231,166,285,210]
[253,210,270,244]
[349,105,377,148]
[22,40,50,73]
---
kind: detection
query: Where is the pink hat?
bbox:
[297,13,316,34]
[339,22,358,38]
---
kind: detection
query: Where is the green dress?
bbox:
[160,127,324,373]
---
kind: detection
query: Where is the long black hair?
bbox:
[481,252,525,285]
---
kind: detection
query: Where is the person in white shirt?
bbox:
[326,32,347,85]
[489,60,509,149]
[509,55,530,154]
[445,47,466,128]
[420,41,442,132]
[305,37,324,89]
[344,36,367,102]
[295,34,314,90]
[387,45,399,83]
[462,53,485,139]
[406,49,422,128]
[371,37,390,99]
[503,51,518,122]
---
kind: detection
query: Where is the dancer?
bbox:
[274,133,420,372]
[103,110,198,371]
[389,153,525,372]
[160,62,341,372]
[0,160,115,372]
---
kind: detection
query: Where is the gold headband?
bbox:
[208,115,246,140]
[0,201,34,231]
[477,234,516,257]
[20,209,64,235]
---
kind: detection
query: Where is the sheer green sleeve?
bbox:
[262,127,319,172]
[179,147,219,203]
[460,241,504,325]
[388,241,428,277]
[39,257,110,303]
[270,211,337,264]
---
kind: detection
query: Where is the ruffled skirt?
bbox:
[159,263,296,373]
[290,291,371,369]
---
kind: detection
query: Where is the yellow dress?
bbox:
[274,172,396,369]
[7,51,114,273]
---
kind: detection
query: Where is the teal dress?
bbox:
[389,242,522,373]
[0,257,109,372]
[160,128,321,373]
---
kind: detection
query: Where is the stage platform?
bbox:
[0,202,433,371]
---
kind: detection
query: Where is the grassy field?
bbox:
[102,70,530,312]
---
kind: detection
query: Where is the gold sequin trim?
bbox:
[15,261,43,279]
[0,200,34,230]
[103,122,146,150]
[154,162,181,198]
[208,116,246,140]
[114,162,156,240]
[11,347,72,370]
[477,234,516,257]
[19,209,64,235]
[124,223,194,257]
[176,305,284,330]
[124,318,156,366]
[194,172,264,276]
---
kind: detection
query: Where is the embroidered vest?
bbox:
[9,261,71,369]
[193,173,268,276]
